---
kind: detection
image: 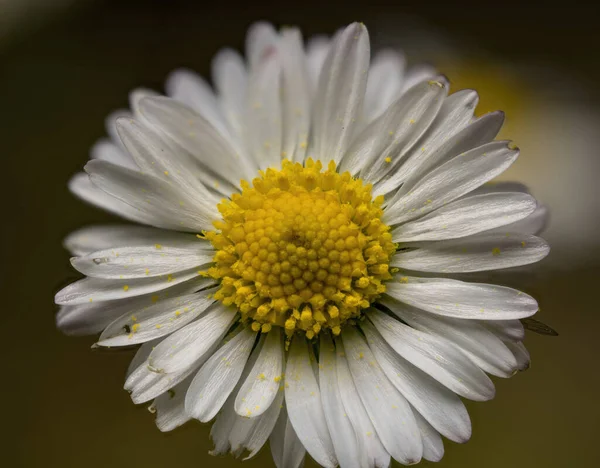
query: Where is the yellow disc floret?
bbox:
[204,159,395,338]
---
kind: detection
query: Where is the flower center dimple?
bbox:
[204,159,395,339]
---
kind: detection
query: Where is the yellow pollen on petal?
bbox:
[203,159,395,338]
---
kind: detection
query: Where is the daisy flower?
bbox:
[56,21,550,468]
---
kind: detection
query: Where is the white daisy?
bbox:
[56,21,550,467]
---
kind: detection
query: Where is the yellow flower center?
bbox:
[205,159,395,339]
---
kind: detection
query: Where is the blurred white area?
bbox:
[374,15,600,269]
[0,0,85,50]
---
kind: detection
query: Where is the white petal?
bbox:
[115,116,222,198]
[385,275,539,320]
[125,327,233,405]
[129,88,160,120]
[311,22,370,165]
[245,53,283,169]
[56,301,128,336]
[64,225,211,256]
[401,64,437,92]
[383,299,518,377]
[55,269,209,305]
[85,159,218,232]
[235,328,283,418]
[340,78,447,178]
[137,96,253,187]
[165,68,229,136]
[374,89,479,197]
[364,49,405,123]
[126,340,157,379]
[105,109,131,147]
[386,111,505,208]
[367,308,495,401]
[210,334,268,455]
[127,354,204,405]
[392,192,537,242]
[186,328,256,422]
[246,22,279,69]
[385,140,519,226]
[212,48,248,139]
[504,341,531,371]
[319,334,362,468]
[361,319,471,443]
[97,290,216,347]
[90,138,137,170]
[71,244,213,279]
[306,35,330,94]
[488,204,549,236]
[481,319,525,342]
[341,327,422,465]
[285,336,337,468]
[270,405,307,468]
[414,411,444,462]
[334,339,390,468]
[280,28,311,162]
[68,172,152,225]
[153,375,194,432]
[230,389,284,459]
[210,390,239,455]
[148,302,237,374]
[392,233,550,273]
[56,276,210,332]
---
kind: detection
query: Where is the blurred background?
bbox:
[2,0,599,466]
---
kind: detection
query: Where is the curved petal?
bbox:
[335,339,390,468]
[504,341,531,371]
[481,319,525,342]
[375,89,480,196]
[165,68,229,136]
[361,319,471,443]
[68,172,152,225]
[367,308,495,401]
[90,138,137,170]
[185,328,256,422]
[311,22,370,165]
[153,374,194,432]
[414,411,444,462]
[63,225,211,257]
[148,302,237,374]
[212,48,248,139]
[386,111,505,207]
[383,299,518,378]
[55,270,210,305]
[245,53,283,169]
[391,192,537,242]
[138,96,253,187]
[340,77,447,179]
[364,49,405,123]
[85,159,218,232]
[270,405,307,468]
[97,289,216,347]
[341,327,422,465]
[384,140,519,226]
[306,35,330,95]
[285,336,337,468]
[391,233,550,273]
[385,275,538,320]
[246,22,279,70]
[71,244,213,279]
[319,334,362,468]
[235,328,283,418]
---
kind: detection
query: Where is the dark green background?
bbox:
[2,1,599,467]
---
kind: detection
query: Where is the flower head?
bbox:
[56,21,549,467]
